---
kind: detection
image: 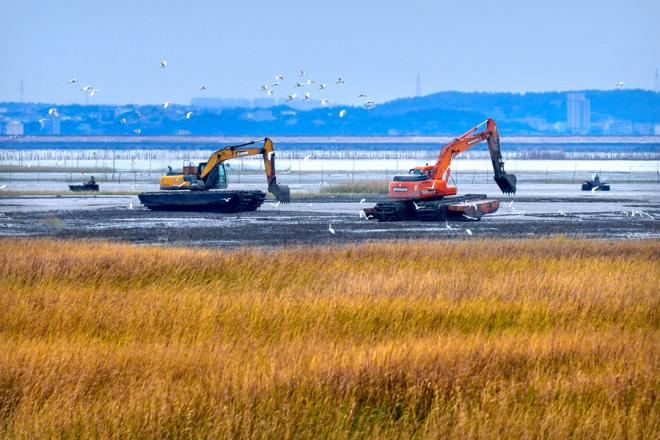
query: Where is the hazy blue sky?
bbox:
[1,0,659,105]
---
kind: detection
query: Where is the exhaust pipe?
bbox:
[494,172,517,194]
[269,183,291,203]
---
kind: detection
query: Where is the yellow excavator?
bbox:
[139,138,290,212]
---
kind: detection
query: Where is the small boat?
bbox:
[69,177,100,192]
[581,174,610,191]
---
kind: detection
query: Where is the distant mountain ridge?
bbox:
[1,90,658,136]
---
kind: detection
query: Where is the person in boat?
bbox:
[89,176,96,184]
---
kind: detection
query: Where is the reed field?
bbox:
[0,238,658,438]
[321,180,389,194]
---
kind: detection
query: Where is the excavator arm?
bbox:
[431,119,517,194]
[200,138,290,202]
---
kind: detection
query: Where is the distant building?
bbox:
[567,93,590,134]
[40,116,61,135]
[607,120,633,135]
[4,120,24,135]
[633,123,654,136]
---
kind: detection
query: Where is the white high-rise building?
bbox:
[567,93,590,134]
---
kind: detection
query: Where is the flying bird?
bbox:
[364,101,376,109]
[294,82,305,88]
[271,200,281,208]
[160,60,167,68]
[120,118,127,124]
[275,74,285,80]
[260,85,269,91]
[0,185,7,190]
[336,77,344,84]
[199,85,208,91]
[185,111,193,119]
[339,109,347,118]
[358,94,367,99]
[88,89,100,96]
[359,198,366,203]
[266,90,274,96]
[615,81,624,88]
[465,229,473,236]
[163,102,170,109]
[48,108,59,117]
[328,224,335,234]
[303,154,311,161]
[271,82,280,87]
[445,222,452,230]
[319,83,327,90]
[81,85,93,92]
[303,92,311,100]
[321,99,329,106]
[68,78,77,84]
[298,69,306,77]
[133,128,141,134]
[305,79,315,85]
[286,94,297,102]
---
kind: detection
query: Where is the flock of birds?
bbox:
[255,68,377,116]
[49,61,378,130]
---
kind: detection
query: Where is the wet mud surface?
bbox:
[1,194,658,248]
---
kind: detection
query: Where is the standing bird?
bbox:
[328,224,335,234]
[160,60,167,68]
[48,108,59,117]
[339,109,347,118]
[163,102,170,109]
[465,229,473,236]
[336,77,345,85]
[185,111,193,119]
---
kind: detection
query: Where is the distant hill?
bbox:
[1,90,659,136]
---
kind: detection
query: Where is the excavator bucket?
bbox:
[269,183,291,203]
[494,173,517,194]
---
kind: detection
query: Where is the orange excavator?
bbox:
[367,118,517,221]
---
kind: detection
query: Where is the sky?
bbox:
[1,0,659,105]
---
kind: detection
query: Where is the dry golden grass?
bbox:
[0,238,658,439]
[320,180,389,194]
